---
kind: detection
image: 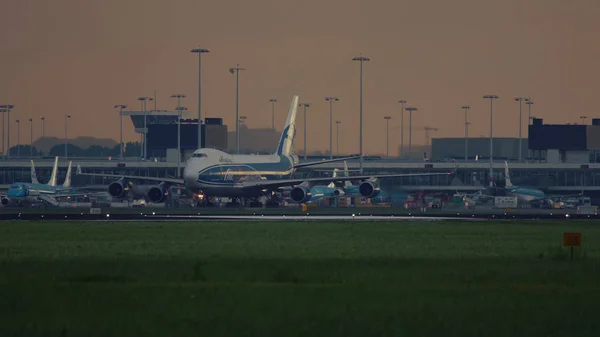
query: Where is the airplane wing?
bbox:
[76,165,185,185]
[244,171,453,191]
[293,156,359,169]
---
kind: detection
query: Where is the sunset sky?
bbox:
[1,0,599,155]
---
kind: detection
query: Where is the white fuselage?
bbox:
[182,148,298,198]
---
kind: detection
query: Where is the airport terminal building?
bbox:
[2,117,600,199]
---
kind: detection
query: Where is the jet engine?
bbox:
[147,184,168,203]
[358,181,381,198]
[1,197,10,206]
[290,186,312,203]
[333,188,345,197]
[108,179,128,199]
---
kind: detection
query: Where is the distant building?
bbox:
[431,137,528,161]
[125,110,227,161]
[529,118,600,163]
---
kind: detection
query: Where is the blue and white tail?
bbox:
[48,157,59,186]
[63,161,72,187]
[30,160,40,184]
[343,161,352,188]
[504,161,513,187]
[275,95,299,156]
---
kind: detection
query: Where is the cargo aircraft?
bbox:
[77,95,452,206]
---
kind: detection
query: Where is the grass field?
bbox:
[1,220,600,337]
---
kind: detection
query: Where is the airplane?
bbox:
[503,161,545,203]
[328,161,402,204]
[1,157,88,207]
[281,168,346,204]
[76,95,453,207]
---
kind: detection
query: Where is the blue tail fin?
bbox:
[276,95,299,156]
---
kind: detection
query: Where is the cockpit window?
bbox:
[192,153,207,158]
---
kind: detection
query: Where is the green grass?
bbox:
[1,220,600,336]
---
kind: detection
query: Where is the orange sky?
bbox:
[1,0,599,155]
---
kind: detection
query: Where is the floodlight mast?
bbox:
[483,95,499,187]
[171,94,187,178]
[114,105,127,159]
[325,96,340,159]
[191,48,210,149]
[352,55,370,173]
[461,106,471,161]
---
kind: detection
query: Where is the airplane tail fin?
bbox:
[30,160,40,184]
[328,168,339,188]
[63,161,72,187]
[343,161,352,187]
[276,95,299,156]
[504,161,513,187]
[48,156,59,186]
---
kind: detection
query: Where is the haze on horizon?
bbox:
[1,0,599,156]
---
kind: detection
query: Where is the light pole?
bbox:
[229,64,245,154]
[335,120,341,158]
[299,103,310,160]
[1,108,4,157]
[0,106,6,157]
[352,55,370,173]
[15,119,20,157]
[405,107,417,159]
[191,48,209,149]
[64,115,71,159]
[170,94,186,178]
[483,95,499,187]
[114,105,127,159]
[398,100,407,158]
[514,97,527,162]
[525,100,534,125]
[40,117,45,139]
[1,108,3,156]
[1,105,14,159]
[28,118,33,157]
[269,98,277,130]
[384,116,392,158]
[325,96,339,159]
[461,105,470,161]
[239,115,247,151]
[581,116,588,124]
[525,99,534,160]
[138,96,153,160]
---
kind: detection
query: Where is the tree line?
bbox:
[6,142,142,158]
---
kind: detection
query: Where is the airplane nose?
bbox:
[183,165,196,185]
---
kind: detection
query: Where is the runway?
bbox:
[0,210,595,221]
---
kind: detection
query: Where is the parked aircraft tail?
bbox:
[327,168,339,188]
[275,95,299,156]
[48,157,59,186]
[63,161,72,187]
[504,161,513,187]
[30,160,40,184]
[343,161,352,188]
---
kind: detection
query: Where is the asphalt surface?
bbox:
[0,209,596,221]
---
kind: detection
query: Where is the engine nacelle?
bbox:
[358,181,381,198]
[108,179,128,199]
[333,188,345,197]
[290,186,312,203]
[1,197,10,206]
[147,185,168,203]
